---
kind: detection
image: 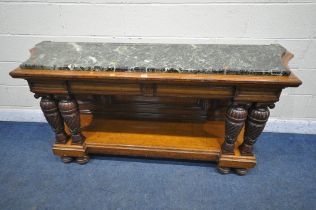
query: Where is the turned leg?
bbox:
[218,103,248,174]
[58,96,85,145]
[40,95,68,144]
[239,104,272,156]
[221,104,248,155]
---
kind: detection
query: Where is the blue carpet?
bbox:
[0,121,315,210]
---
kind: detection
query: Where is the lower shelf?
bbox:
[53,115,256,169]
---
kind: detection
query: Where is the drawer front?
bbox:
[156,84,234,98]
[28,80,68,94]
[30,80,234,99]
[69,81,141,95]
[235,87,282,102]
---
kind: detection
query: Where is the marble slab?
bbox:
[20,41,290,76]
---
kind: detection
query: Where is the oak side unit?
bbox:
[10,42,302,175]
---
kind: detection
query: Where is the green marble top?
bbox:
[20,41,290,76]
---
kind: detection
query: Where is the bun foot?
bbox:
[76,155,90,165]
[61,156,73,163]
[235,168,248,176]
[217,166,231,174]
[55,132,69,144]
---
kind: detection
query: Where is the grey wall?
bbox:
[0,0,315,129]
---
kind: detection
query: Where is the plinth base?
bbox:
[53,115,256,173]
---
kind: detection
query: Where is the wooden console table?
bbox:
[10,42,301,175]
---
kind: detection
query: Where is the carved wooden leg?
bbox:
[239,104,272,156]
[58,96,85,145]
[40,95,68,144]
[221,104,248,155]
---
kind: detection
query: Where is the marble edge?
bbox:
[19,64,291,76]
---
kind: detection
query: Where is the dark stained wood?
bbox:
[39,95,68,144]
[239,103,271,156]
[58,95,85,145]
[75,95,226,122]
[222,103,248,155]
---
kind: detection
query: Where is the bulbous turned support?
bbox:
[239,104,272,156]
[222,104,248,155]
[58,95,85,145]
[40,95,68,144]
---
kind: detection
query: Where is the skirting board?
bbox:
[0,108,315,135]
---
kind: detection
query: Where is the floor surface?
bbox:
[0,121,315,210]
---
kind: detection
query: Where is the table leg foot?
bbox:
[217,166,231,174]
[76,155,90,165]
[61,156,73,163]
[235,168,248,176]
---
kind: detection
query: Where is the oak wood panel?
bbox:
[52,115,240,161]
[234,86,282,102]
[69,81,141,95]
[28,79,68,94]
[156,84,234,98]
[52,115,254,168]
[53,143,86,157]
[82,116,225,161]
[218,154,256,169]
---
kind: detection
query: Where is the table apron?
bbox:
[27,79,283,102]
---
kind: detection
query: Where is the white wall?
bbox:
[0,0,315,133]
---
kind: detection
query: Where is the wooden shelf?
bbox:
[53,115,255,169]
[83,118,224,161]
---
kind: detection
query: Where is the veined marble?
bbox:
[20,41,290,76]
